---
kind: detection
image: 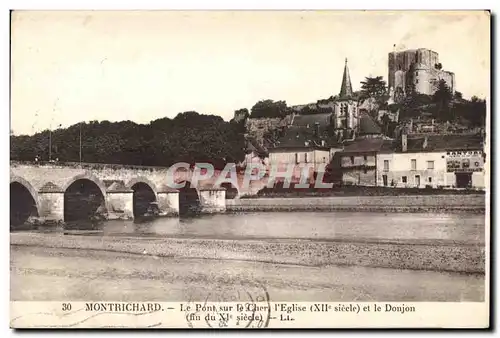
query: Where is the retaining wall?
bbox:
[227,194,486,213]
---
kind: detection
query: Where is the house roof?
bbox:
[245,136,268,156]
[270,125,339,150]
[358,112,382,135]
[291,113,332,128]
[340,138,394,154]
[270,111,341,150]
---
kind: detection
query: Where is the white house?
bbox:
[376,134,485,189]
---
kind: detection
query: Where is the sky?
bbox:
[11,10,490,135]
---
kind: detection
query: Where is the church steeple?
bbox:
[339,58,353,99]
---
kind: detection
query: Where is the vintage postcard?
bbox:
[9,10,490,329]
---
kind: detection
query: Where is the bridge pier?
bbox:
[106,187,134,221]
[157,188,180,217]
[38,191,65,224]
[199,188,226,213]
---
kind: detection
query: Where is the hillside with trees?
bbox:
[398,79,486,127]
[10,112,246,168]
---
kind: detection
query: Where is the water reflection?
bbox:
[51,212,485,244]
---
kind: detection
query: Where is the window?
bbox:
[428,177,432,183]
[350,156,355,164]
[304,153,308,163]
[402,176,407,183]
[363,168,367,174]
[363,155,367,161]
[295,153,299,164]
[323,157,326,163]
[427,160,434,169]
[384,160,389,171]
[411,159,417,170]
[416,71,419,76]
[415,79,419,84]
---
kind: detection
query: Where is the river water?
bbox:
[11,211,486,302]
[61,211,485,244]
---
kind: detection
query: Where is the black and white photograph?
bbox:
[8,9,490,328]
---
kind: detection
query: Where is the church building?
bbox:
[332,58,359,141]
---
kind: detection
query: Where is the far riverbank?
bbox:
[229,194,485,213]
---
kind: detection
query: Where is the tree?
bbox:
[250,100,290,119]
[380,113,391,135]
[460,97,486,127]
[231,108,249,123]
[432,79,453,121]
[359,76,387,102]
[454,91,463,100]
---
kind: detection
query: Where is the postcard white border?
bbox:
[4,1,497,336]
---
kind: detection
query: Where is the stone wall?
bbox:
[199,189,226,213]
[245,116,291,144]
[227,194,485,213]
[157,191,180,216]
[342,169,377,186]
[10,162,236,223]
[38,192,64,222]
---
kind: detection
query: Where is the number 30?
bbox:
[62,303,72,311]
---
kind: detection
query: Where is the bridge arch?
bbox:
[220,182,239,199]
[126,177,158,195]
[10,176,40,227]
[62,173,109,222]
[126,177,158,218]
[178,180,201,216]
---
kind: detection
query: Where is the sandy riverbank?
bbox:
[10,245,485,302]
[11,232,485,274]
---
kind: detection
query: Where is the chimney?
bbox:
[401,132,408,152]
[314,122,320,138]
[422,136,428,150]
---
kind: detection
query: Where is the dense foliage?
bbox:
[11,111,246,168]
[249,100,291,118]
[399,80,487,127]
[359,76,388,103]
[299,106,334,115]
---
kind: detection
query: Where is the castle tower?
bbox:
[339,58,353,98]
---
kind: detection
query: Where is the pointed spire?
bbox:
[339,57,353,99]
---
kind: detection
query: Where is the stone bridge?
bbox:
[10,161,267,225]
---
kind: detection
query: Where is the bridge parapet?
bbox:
[10,161,246,225]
